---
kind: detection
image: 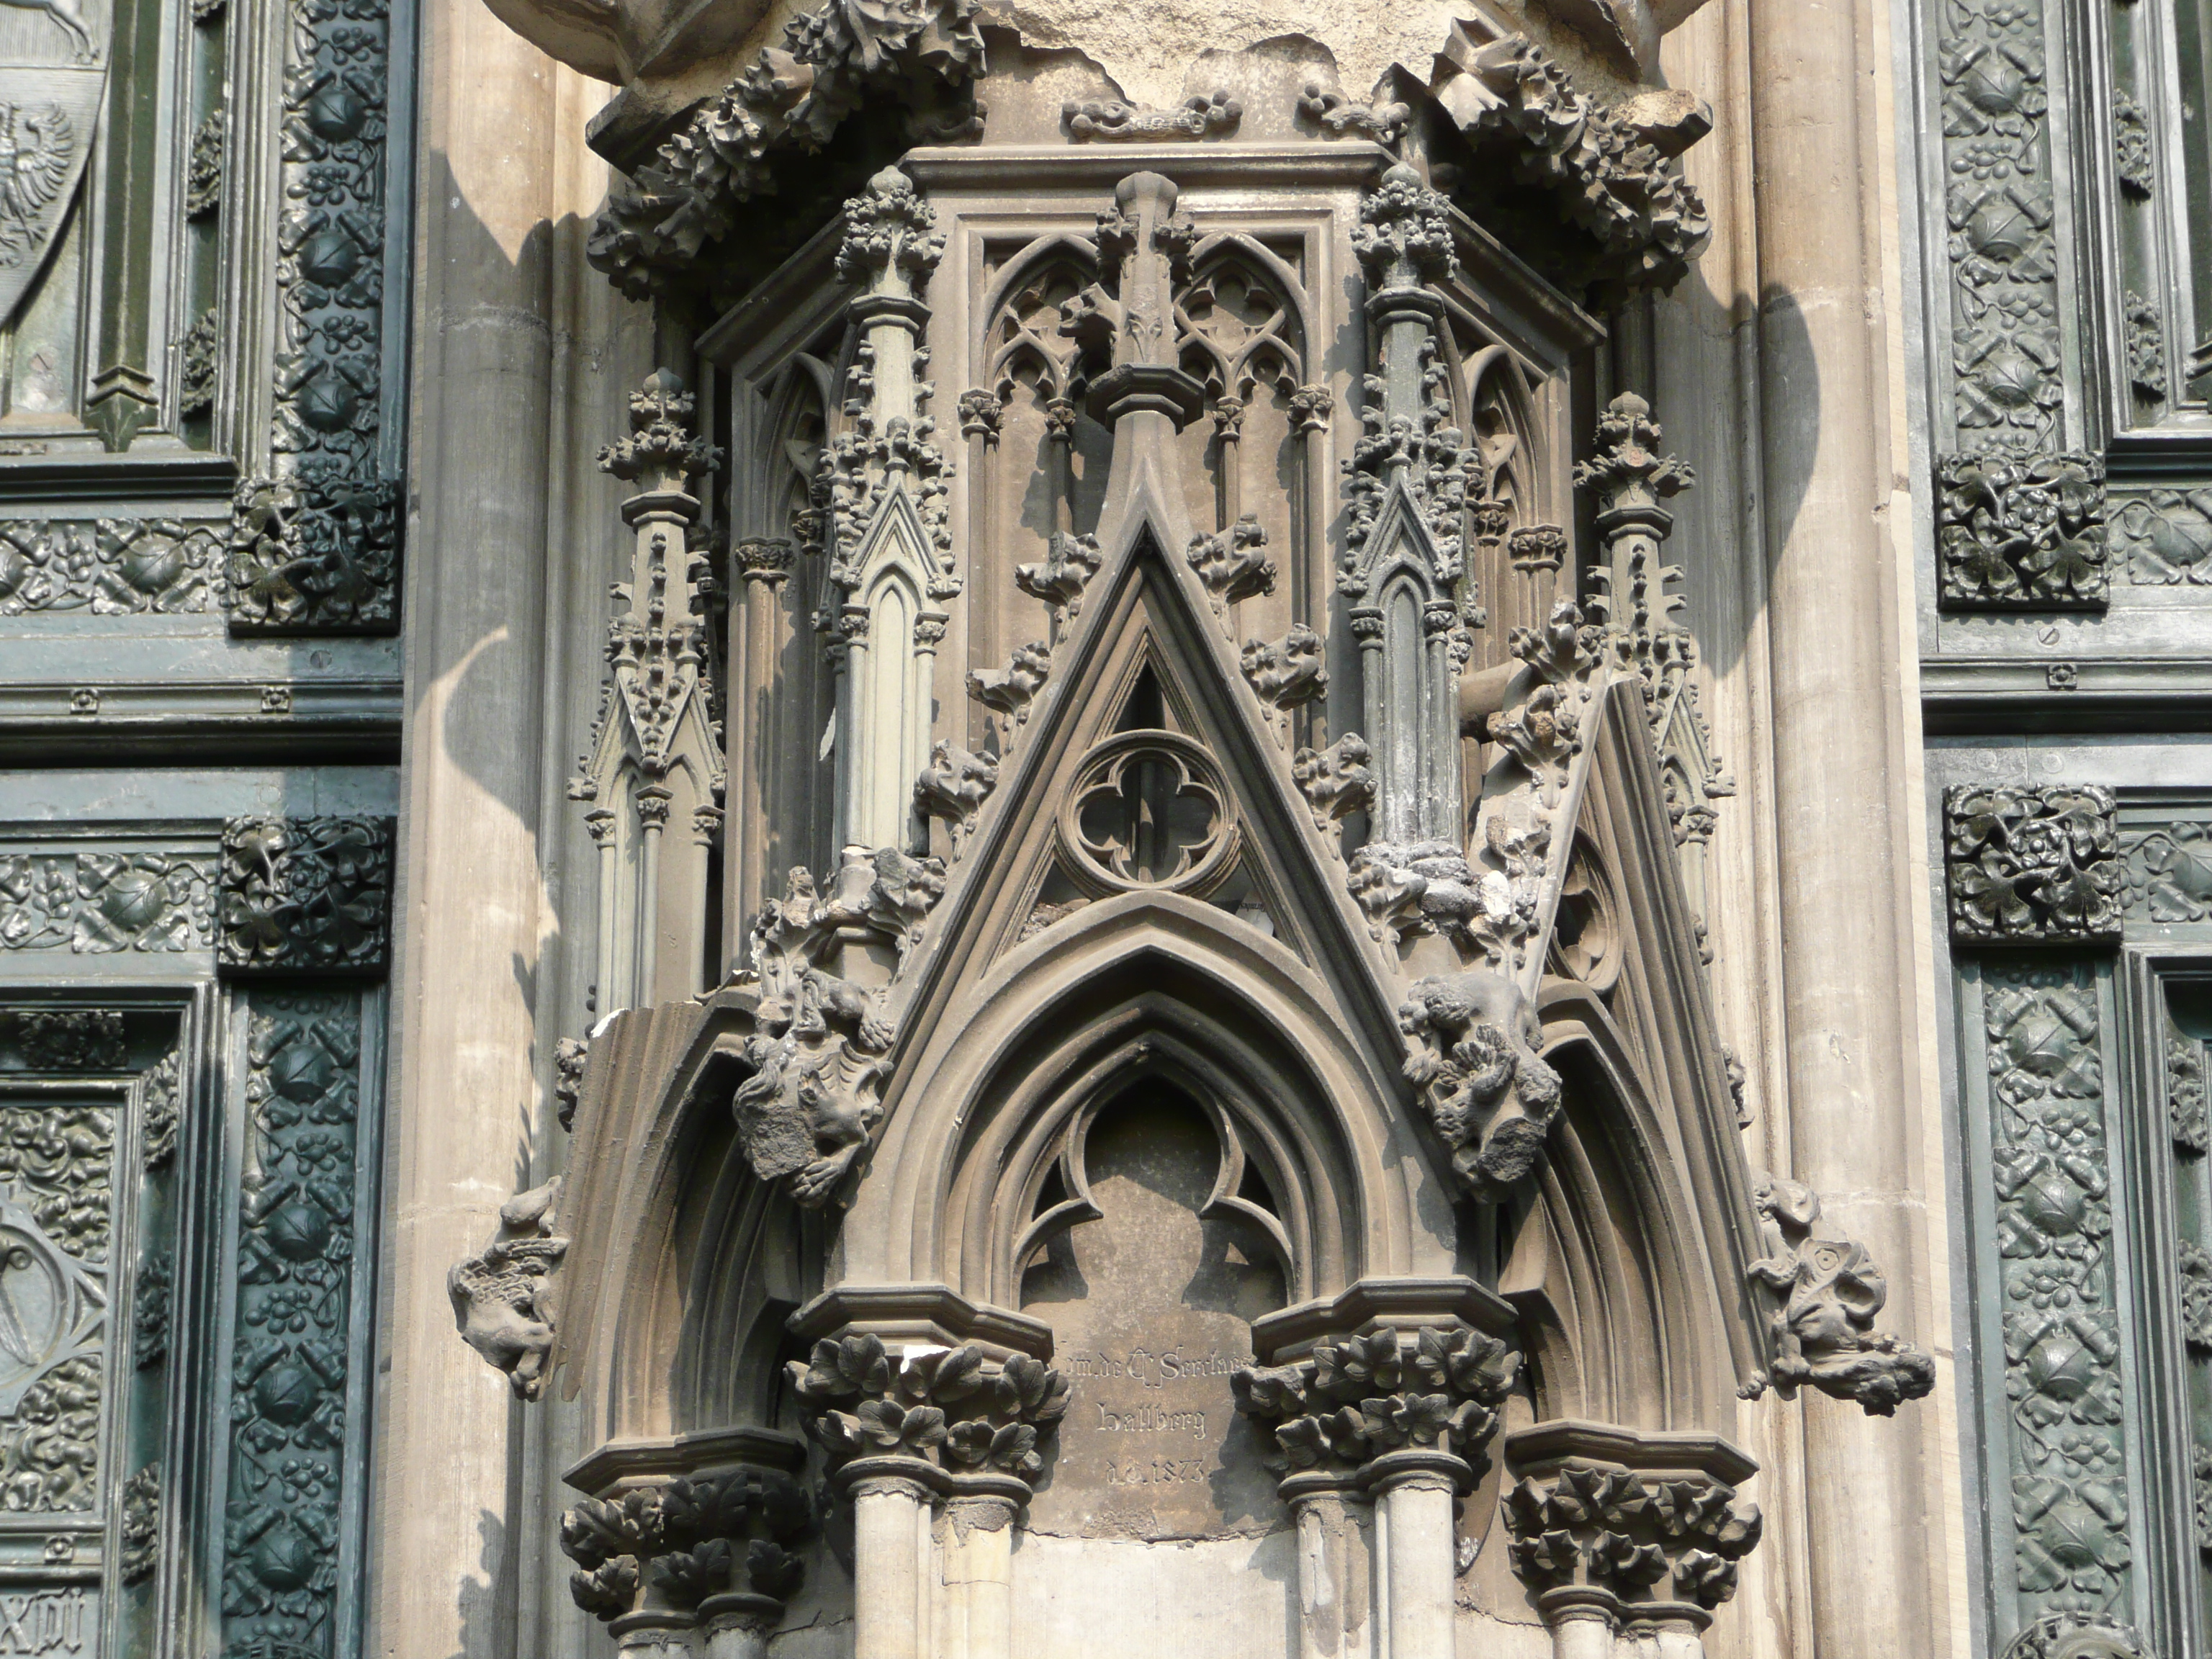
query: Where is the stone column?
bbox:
[1367,1452,1462,1658]
[849,1464,937,1659]
[1280,1475,1372,1659]
[938,1487,1022,1659]
[1747,0,1946,1653]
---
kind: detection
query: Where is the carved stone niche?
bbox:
[1499,1419,1763,1658]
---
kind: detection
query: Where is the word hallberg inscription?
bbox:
[1068,1344,1250,1491]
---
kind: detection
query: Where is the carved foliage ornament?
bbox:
[585,0,986,303]
[0,850,212,956]
[561,1468,810,1623]
[789,1334,1069,1482]
[1982,968,2133,1624]
[220,994,365,1655]
[1937,450,2108,610]
[1230,1323,1517,1483]
[217,815,397,974]
[2121,819,2212,922]
[1503,1463,1761,1613]
[1396,968,1563,1200]
[1945,786,2121,944]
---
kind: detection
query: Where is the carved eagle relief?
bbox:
[0,102,73,269]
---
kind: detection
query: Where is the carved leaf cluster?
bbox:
[586,0,986,304]
[1064,89,1239,143]
[228,472,403,633]
[0,518,220,615]
[2114,487,2212,585]
[218,815,396,974]
[1503,1465,1761,1611]
[3,1010,125,1072]
[1448,37,1710,302]
[1231,1324,1517,1478]
[789,1334,1069,1480]
[1937,450,2107,609]
[1945,786,2121,943]
[1396,967,1563,1198]
[559,1468,811,1622]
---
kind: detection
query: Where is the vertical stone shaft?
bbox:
[852,1475,932,1659]
[1287,1485,1371,1659]
[1545,1601,1619,1659]
[1373,1471,1455,1658]
[1749,0,1943,1654]
[938,1497,1015,1659]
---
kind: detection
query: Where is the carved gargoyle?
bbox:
[729,848,945,1208]
[1396,968,1563,1197]
[1745,1176,1936,1416]
[449,1177,569,1400]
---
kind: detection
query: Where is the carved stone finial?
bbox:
[834,167,943,297]
[1075,171,1208,428]
[598,369,723,483]
[1351,163,1456,295]
[1743,1176,1936,1416]
[1943,783,2122,943]
[1575,392,1694,524]
[449,1178,569,1401]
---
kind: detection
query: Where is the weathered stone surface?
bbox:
[1020,1090,1285,1540]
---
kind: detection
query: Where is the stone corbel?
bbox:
[557,1435,814,1659]
[1501,1420,1761,1659]
[784,1287,1066,1659]
[1232,1278,1519,1659]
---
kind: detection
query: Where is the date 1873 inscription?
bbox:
[1019,1090,1286,1539]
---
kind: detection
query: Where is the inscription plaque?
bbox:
[1020,1088,1285,1539]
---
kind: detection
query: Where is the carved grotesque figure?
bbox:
[448,1178,569,1399]
[1396,967,1562,1197]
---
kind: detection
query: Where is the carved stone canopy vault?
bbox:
[441,3,1938,1650]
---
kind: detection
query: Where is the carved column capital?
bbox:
[1232,1280,1520,1502]
[956,387,1003,442]
[1500,1422,1762,1631]
[783,1290,1066,1509]
[557,1464,812,1632]
[735,536,795,585]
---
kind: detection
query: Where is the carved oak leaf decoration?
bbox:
[997,1352,1069,1424]
[795,1331,891,1401]
[747,1539,804,1601]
